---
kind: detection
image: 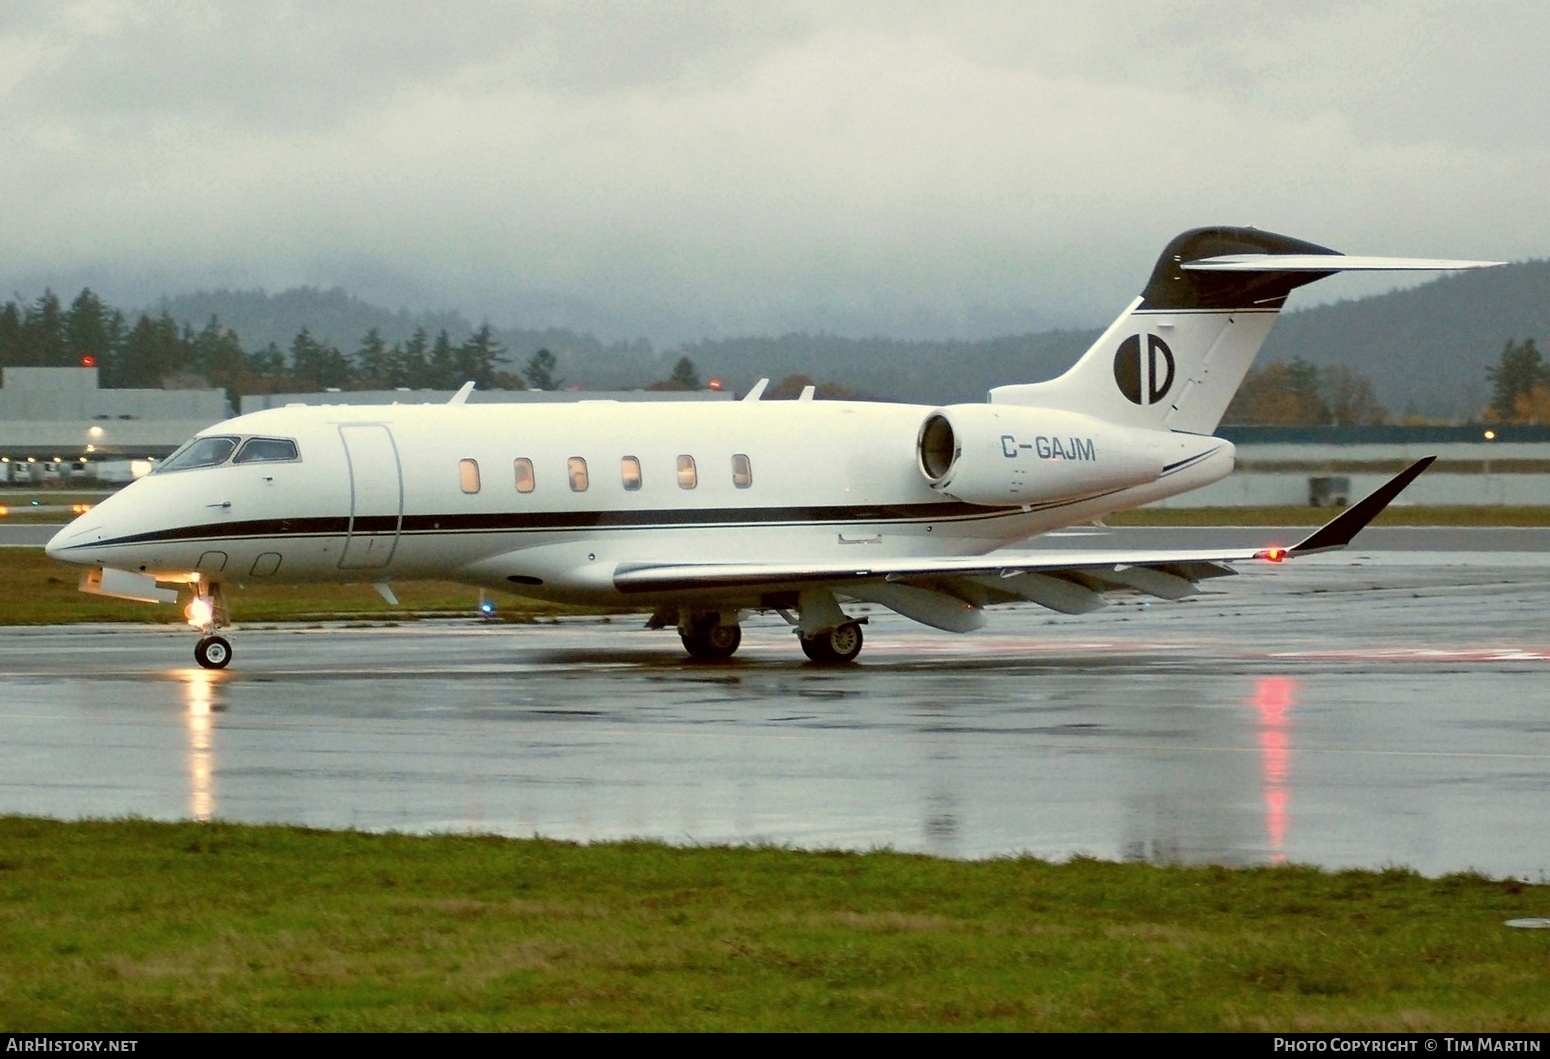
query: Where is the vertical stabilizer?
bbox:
[990,227,1342,433]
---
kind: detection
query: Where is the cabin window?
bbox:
[732,453,752,489]
[568,457,589,492]
[154,435,239,473]
[676,455,697,489]
[514,458,535,493]
[233,437,300,464]
[620,456,642,491]
[459,458,481,494]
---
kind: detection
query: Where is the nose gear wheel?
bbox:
[195,635,232,670]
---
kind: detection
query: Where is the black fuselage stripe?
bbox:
[69,458,1215,552]
[75,502,1008,549]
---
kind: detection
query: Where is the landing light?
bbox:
[1484,429,1497,440]
[0,506,8,517]
[478,600,497,616]
[185,597,213,629]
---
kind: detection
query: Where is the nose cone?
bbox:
[44,523,68,561]
[46,516,93,564]
[45,498,111,566]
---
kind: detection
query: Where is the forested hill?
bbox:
[664,332,1095,403]
[1261,259,1550,417]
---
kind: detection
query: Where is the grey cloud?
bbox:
[0,1,1545,342]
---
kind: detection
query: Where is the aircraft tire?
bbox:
[195,635,232,670]
[681,621,741,660]
[800,622,863,665]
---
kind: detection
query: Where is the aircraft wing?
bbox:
[613,458,1434,628]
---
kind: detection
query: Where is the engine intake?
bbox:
[916,405,1168,506]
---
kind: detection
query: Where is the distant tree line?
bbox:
[0,288,851,402]
[17,285,1528,421]
[0,288,549,398]
[1222,358,1389,427]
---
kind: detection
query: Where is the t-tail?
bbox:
[989,226,1500,433]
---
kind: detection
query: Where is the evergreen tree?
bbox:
[356,328,391,388]
[456,324,510,388]
[190,316,247,399]
[115,313,187,388]
[1487,338,1545,421]
[65,289,122,371]
[247,342,289,390]
[427,330,457,389]
[670,356,700,389]
[0,302,22,369]
[524,347,560,390]
[289,328,353,390]
[20,290,68,366]
[393,328,431,389]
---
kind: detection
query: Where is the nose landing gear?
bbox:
[187,582,233,670]
[194,635,232,670]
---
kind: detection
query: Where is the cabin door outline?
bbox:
[338,424,404,569]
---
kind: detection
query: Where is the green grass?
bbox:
[0,818,1545,1031]
[0,548,569,624]
[1110,505,1550,527]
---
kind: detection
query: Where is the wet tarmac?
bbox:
[0,525,60,547]
[2,534,1549,877]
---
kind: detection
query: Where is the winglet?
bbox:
[449,381,475,405]
[1270,456,1436,557]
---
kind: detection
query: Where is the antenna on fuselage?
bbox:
[448,381,475,405]
[743,378,769,402]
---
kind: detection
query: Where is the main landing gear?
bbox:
[799,621,864,665]
[679,612,743,660]
[664,596,867,665]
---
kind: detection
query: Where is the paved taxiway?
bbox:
[1,528,1548,877]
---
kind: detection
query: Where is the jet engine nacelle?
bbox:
[916,405,1168,506]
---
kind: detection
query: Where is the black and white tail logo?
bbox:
[1113,333,1175,406]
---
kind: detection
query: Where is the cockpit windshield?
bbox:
[233,437,300,464]
[154,435,239,474]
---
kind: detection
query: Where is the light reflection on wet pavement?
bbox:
[2,544,1548,877]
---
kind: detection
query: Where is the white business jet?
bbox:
[47,227,1498,669]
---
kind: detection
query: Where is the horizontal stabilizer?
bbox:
[1183,254,1502,272]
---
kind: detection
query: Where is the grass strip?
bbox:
[1110,505,1550,526]
[0,818,1546,1031]
[0,548,567,624]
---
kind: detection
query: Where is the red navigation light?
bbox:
[1262,547,1287,563]
[707,378,723,391]
[81,355,97,368]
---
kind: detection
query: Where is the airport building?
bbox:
[0,367,231,484]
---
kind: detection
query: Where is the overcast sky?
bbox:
[2,0,1546,342]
